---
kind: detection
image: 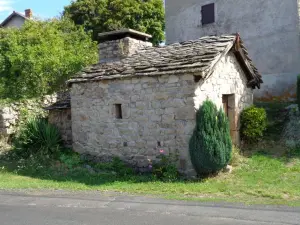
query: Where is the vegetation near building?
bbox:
[63,0,165,45]
[240,106,267,142]
[0,18,98,100]
[189,100,232,175]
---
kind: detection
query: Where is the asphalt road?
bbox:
[0,190,299,225]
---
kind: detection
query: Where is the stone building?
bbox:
[62,29,262,173]
[165,0,300,101]
[45,97,72,147]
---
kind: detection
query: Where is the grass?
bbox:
[0,149,299,207]
[255,102,290,141]
[0,102,299,207]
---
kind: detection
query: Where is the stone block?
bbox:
[181,74,194,81]
[165,107,175,114]
[154,93,169,100]
[168,75,179,83]
[136,102,147,110]
[151,101,161,109]
[141,76,157,83]
[162,114,175,123]
[175,108,195,120]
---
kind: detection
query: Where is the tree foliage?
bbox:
[63,0,165,45]
[0,19,98,100]
[189,100,232,175]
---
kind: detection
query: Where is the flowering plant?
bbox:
[151,149,179,181]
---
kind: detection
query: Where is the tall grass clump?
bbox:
[13,117,62,158]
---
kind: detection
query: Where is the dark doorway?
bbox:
[222,94,237,143]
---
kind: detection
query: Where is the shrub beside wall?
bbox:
[240,106,267,142]
[13,118,62,158]
[189,100,232,176]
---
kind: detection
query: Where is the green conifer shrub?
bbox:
[189,100,232,175]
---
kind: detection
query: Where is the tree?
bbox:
[0,19,98,100]
[63,0,165,45]
[189,100,232,175]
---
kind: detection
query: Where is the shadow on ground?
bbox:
[0,102,299,188]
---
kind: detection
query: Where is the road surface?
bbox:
[0,190,299,225]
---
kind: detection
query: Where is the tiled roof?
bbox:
[44,98,71,110]
[68,35,262,89]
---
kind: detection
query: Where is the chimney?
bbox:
[25,9,32,19]
[98,29,152,63]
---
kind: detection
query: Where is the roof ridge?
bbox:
[0,11,28,27]
[68,34,262,89]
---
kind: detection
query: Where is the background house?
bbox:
[1,9,33,28]
[165,0,300,101]
[62,29,262,174]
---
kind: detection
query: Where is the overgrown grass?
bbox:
[0,102,299,206]
[255,102,290,140]
[243,102,290,154]
[0,148,299,206]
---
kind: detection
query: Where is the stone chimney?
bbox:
[25,9,32,19]
[98,29,153,63]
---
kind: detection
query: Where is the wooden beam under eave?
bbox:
[233,48,258,89]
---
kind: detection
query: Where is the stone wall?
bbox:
[70,52,253,173]
[194,52,254,144]
[48,109,72,147]
[99,37,153,63]
[0,95,57,139]
[0,107,18,137]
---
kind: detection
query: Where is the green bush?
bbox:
[240,106,267,142]
[189,100,232,175]
[297,75,300,111]
[13,117,62,158]
[110,157,134,177]
[152,152,179,181]
[59,151,82,170]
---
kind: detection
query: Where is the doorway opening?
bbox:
[222,94,237,143]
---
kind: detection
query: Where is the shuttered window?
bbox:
[201,3,215,25]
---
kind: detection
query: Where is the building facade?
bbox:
[165,0,300,101]
[65,30,261,174]
[1,9,32,28]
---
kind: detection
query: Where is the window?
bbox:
[201,3,215,25]
[115,104,122,119]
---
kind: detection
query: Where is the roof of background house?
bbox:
[0,11,27,27]
[68,34,263,89]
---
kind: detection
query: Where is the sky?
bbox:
[0,0,72,22]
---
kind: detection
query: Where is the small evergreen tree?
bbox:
[189,100,232,175]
